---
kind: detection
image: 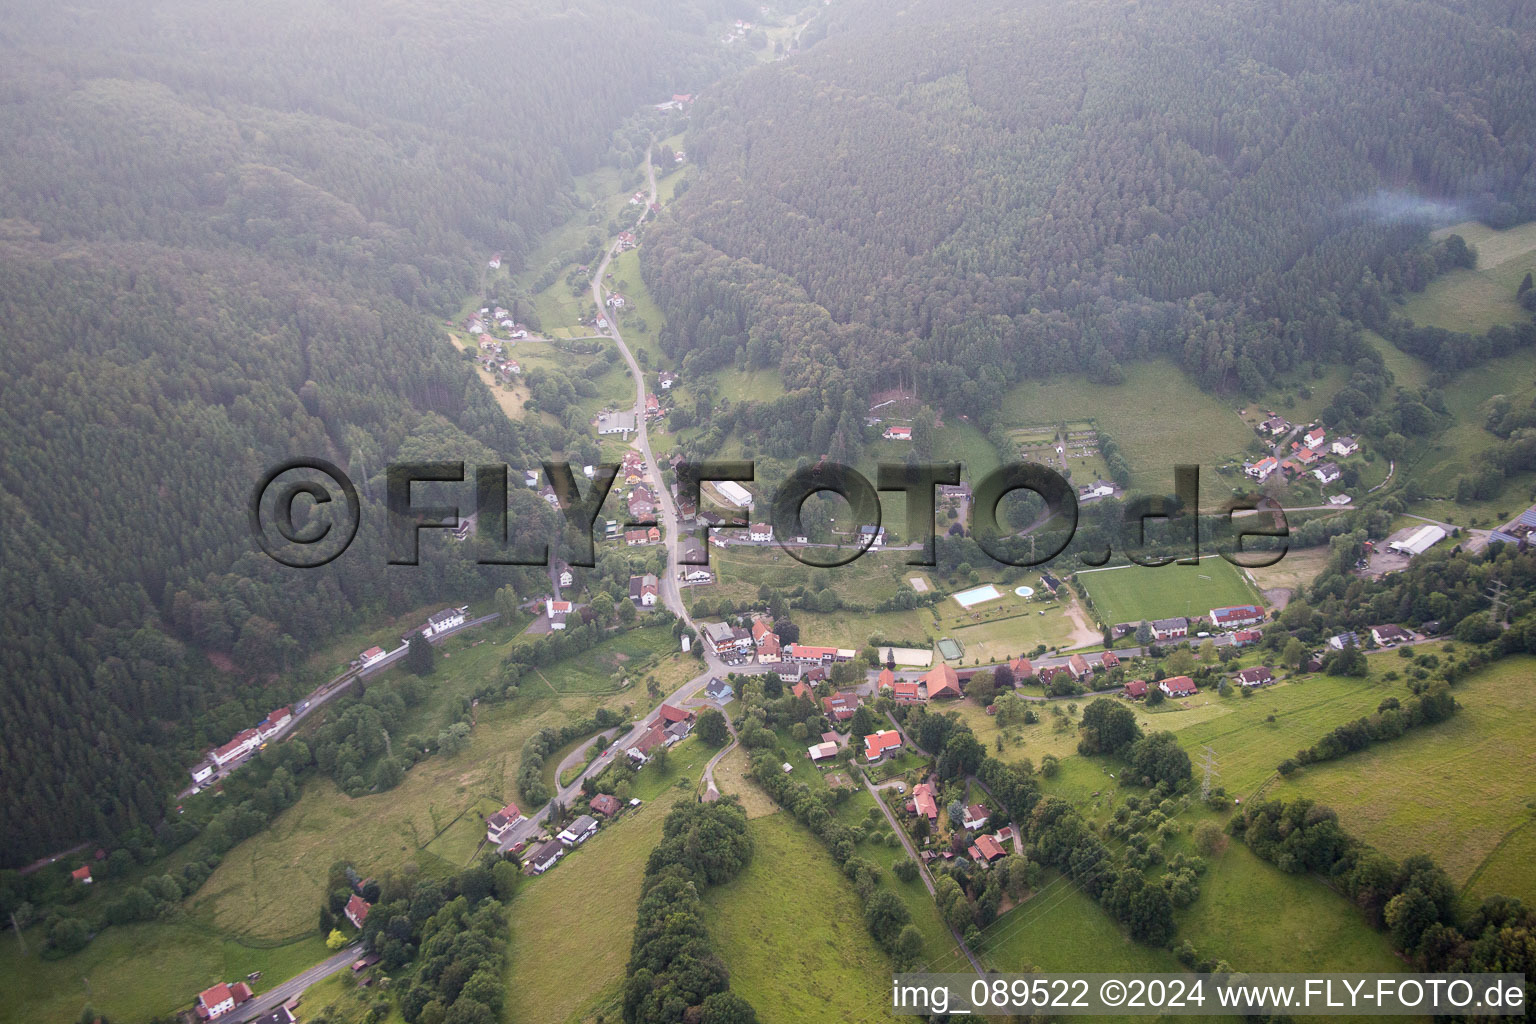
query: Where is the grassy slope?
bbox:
[0,923,329,1024]
[1278,655,1536,906]
[1176,833,1402,973]
[999,362,1254,492]
[701,815,900,1024]
[1402,220,1536,334]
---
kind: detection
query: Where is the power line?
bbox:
[1199,745,1220,802]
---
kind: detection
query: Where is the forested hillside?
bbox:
[644,0,1536,457]
[0,0,749,867]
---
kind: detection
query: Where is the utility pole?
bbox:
[10,912,26,956]
[1486,579,1509,625]
[1199,745,1220,802]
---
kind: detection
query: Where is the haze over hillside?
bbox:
[0,0,746,867]
[645,0,1536,453]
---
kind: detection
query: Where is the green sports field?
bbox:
[1077,556,1263,627]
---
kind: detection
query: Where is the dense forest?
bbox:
[643,0,1536,458]
[0,0,756,867]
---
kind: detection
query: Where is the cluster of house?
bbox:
[905,787,1012,867]
[1110,604,1267,644]
[699,617,857,669]
[475,336,521,382]
[654,92,696,111]
[1123,675,1199,699]
[189,705,293,786]
[1246,422,1358,492]
[721,20,755,43]
[626,703,696,766]
[1491,504,1536,547]
[466,305,531,341]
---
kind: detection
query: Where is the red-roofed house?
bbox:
[757,632,781,663]
[1210,605,1265,628]
[912,781,938,822]
[876,667,895,691]
[211,728,261,767]
[923,663,962,700]
[1159,675,1197,698]
[971,834,1006,864]
[486,801,524,843]
[751,620,775,645]
[892,680,922,704]
[1007,656,1034,680]
[658,704,694,725]
[864,729,903,761]
[822,693,859,721]
[1098,651,1120,670]
[259,706,291,740]
[345,893,371,929]
[962,804,990,830]
[361,645,388,667]
[196,983,237,1020]
[791,680,814,700]
[1067,654,1092,680]
[883,425,912,440]
[590,793,621,817]
[71,865,92,884]
[1232,629,1262,647]
[1124,679,1148,699]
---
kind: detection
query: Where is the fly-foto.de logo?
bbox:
[250,459,1289,570]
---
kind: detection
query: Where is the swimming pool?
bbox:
[952,584,1002,608]
[1014,585,1035,598]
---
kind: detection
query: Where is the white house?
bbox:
[1246,457,1279,481]
[557,814,599,846]
[210,728,261,768]
[1331,437,1359,457]
[424,608,465,638]
[683,568,714,584]
[528,839,564,874]
[191,762,214,785]
[258,707,291,741]
[545,599,572,629]
[1312,462,1342,485]
[749,522,773,542]
[360,645,388,667]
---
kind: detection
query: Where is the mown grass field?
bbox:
[1279,656,1536,906]
[1175,828,1403,972]
[504,785,689,1024]
[701,814,903,1024]
[1396,345,1536,525]
[0,921,329,1024]
[191,628,670,943]
[977,876,1190,976]
[1077,555,1263,627]
[1245,545,1333,597]
[1400,220,1536,334]
[999,361,1255,492]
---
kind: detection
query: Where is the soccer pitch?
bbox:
[1078,556,1264,626]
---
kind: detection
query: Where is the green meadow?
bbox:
[1077,556,1263,627]
[1279,656,1536,906]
